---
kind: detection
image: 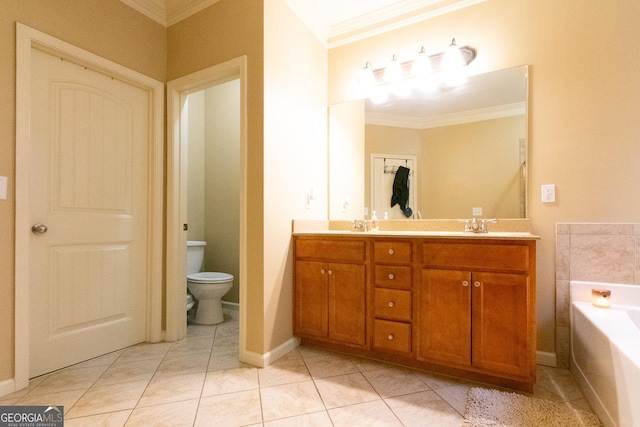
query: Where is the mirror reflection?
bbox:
[364,65,528,219]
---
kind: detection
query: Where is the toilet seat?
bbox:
[187,272,233,283]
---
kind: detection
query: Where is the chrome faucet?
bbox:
[460,218,498,233]
[352,219,370,232]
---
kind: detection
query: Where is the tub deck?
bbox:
[570,281,640,427]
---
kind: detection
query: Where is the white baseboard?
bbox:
[240,337,300,368]
[0,378,16,399]
[222,301,239,310]
[537,351,557,367]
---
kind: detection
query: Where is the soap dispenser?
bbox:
[370,211,379,232]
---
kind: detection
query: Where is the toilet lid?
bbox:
[187,272,234,283]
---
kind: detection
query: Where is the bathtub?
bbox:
[570,281,640,427]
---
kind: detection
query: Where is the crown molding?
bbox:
[121,0,220,27]
[366,102,526,130]
[122,0,485,45]
[121,0,167,26]
[328,0,487,48]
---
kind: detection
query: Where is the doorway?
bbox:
[185,81,241,306]
[165,58,248,359]
[14,24,164,390]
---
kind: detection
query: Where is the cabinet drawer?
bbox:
[374,265,412,289]
[422,242,530,273]
[373,319,411,353]
[374,241,412,264]
[374,288,411,321]
[295,238,366,263]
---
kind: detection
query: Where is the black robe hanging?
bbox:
[390,166,410,212]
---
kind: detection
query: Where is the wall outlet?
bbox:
[472,207,482,216]
[541,184,556,203]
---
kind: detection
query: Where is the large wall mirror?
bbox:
[364,65,529,219]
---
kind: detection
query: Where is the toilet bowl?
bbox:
[186,241,234,325]
[187,272,233,324]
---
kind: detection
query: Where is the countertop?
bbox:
[292,219,540,240]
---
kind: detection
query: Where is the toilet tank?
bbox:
[186,241,206,275]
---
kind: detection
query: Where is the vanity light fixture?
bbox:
[358,38,476,99]
[592,288,611,308]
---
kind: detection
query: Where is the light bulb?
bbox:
[442,38,463,70]
[411,46,431,77]
[384,54,402,83]
[358,62,375,95]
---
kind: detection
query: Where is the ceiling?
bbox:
[121,0,485,46]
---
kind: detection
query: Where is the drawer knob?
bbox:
[462,280,469,287]
[388,301,394,308]
[474,281,481,287]
[388,248,394,255]
[388,273,395,280]
[387,334,394,340]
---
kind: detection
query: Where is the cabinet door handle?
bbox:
[388,248,394,255]
[388,301,394,308]
[474,281,481,287]
[328,270,333,275]
[321,269,326,275]
[387,334,394,340]
[388,273,395,280]
[462,280,469,287]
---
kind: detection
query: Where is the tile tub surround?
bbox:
[0,308,595,426]
[555,223,640,368]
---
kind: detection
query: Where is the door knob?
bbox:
[31,223,48,235]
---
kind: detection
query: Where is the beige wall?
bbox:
[0,0,166,383]
[204,81,241,303]
[263,0,328,349]
[421,116,523,218]
[187,91,207,240]
[330,100,365,220]
[329,0,640,355]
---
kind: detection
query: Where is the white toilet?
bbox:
[187,241,234,325]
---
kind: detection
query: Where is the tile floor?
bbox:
[1,308,597,426]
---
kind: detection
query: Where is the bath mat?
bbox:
[462,387,602,427]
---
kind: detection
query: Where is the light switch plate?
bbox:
[0,176,7,200]
[472,207,482,216]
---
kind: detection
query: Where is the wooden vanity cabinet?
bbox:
[293,234,537,391]
[417,240,536,384]
[294,237,367,347]
[371,240,413,354]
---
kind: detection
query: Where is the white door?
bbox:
[28,48,149,377]
[371,155,417,219]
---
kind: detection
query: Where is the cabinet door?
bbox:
[472,272,531,377]
[328,262,366,346]
[418,269,471,366]
[294,260,328,339]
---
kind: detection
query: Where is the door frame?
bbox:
[165,57,248,357]
[14,24,164,391]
